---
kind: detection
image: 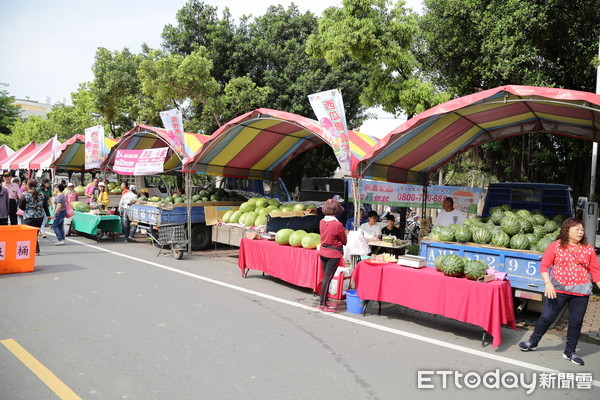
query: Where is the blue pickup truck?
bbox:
[127,178,291,250]
[420,183,574,308]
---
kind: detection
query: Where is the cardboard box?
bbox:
[205,205,240,226]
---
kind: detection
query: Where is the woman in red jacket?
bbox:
[519,218,600,366]
[318,198,348,313]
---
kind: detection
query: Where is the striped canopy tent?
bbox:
[51,134,119,171]
[101,124,209,173]
[184,108,379,180]
[0,144,14,162]
[1,142,37,171]
[356,85,600,184]
[24,136,61,170]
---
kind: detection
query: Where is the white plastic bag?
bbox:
[345,230,371,256]
[328,267,352,296]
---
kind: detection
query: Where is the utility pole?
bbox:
[590,37,600,200]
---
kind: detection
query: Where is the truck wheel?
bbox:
[191,224,212,250]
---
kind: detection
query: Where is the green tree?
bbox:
[0,83,21,137]
[307,0,450,117]
[90,47,147,136]
[419,0,600,198]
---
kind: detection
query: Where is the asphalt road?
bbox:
[1,233,599,400]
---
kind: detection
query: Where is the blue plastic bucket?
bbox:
[345,289,365,314]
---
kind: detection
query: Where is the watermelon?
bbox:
[500,204,512,211]
[531,214,547,226]
[247,198,259,205]
[533,225,546,238]
[428,231,441,240]
[510,233,530,250]
[239,202,256,212]
[439,226,456,242]
[502,210,516,219]
[293,204,306,211]
[472,226,492,244]
[518,217,533,233]
[268,198,281,207]
[543,220,559,233]
[536,236,556,253]
[455,225,473,242]
[516,209,532,219]
[440,254,466,277]
[255,198,269,208]
[491,230,510,247]
[434,254,449,271]
[288,230,308,247]
[275,229,294,245]
[192,194,201,202]
[431,225,444,233]
[254,214,267,226]
[490,210,504,225]
[229,210,243,223]
[501,216,521,236]
[525,233,539,246]
[222,210,234,223]
[552,214,566,225]
[464,259,488,280]
[301,233,321,249]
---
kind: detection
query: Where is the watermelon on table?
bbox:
[434,254,449,271]
[464,259,488,280]
[440,254,466,277]
[510,233,530,250]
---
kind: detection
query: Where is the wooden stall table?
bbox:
[352,261,517,348]
[71,211,122,242]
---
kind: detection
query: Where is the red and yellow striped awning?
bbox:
[357,85,600,184]
[102,125,209,173]
[185,108,379,180]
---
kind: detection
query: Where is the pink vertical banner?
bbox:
[84,125,106,170]
[308,89,351,173]
[160,109,187,161]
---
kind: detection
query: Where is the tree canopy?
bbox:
[0,83,21,139]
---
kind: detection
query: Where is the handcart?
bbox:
[149,224,188,260]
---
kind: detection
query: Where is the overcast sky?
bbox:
[0,0,422,105]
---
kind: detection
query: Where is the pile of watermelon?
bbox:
[221,198,318,228]
[274,229,320,249]
[434,254,489,280]
[427,205,564,253]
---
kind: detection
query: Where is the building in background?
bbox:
[12,97,64,119]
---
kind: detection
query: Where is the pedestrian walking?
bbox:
[519,218,600,366]
[17,179,48,254]
[38,178,52,238]
[49,184,67,246]
[318,198,347,313]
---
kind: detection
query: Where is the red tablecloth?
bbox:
[238,238,324,291]
[353,261,517,348]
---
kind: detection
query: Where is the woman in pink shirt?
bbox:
[519,218,600,366]
[318,199,347,313]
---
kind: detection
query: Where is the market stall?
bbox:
[1,142,36,171]
[352,260,516,347]
[51,134,119,172]
[0,144,14,163]
[71,210,122,241]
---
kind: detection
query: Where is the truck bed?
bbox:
[419,239,544,293]
[127,204,206,226]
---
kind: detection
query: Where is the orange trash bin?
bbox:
[0,225,40,274]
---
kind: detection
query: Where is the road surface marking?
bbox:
[61,236,600,387]
[1,338,83,400]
